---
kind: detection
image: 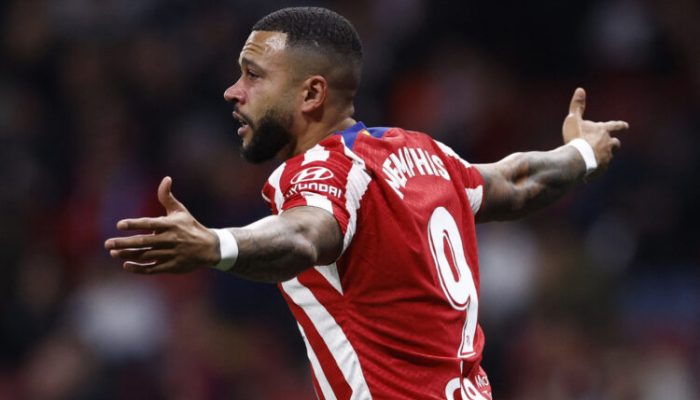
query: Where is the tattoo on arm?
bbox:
[226,207,343,282]
[475,145,586,222]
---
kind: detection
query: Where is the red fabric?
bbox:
[266,124,492,399]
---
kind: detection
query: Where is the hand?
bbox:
[104,176,220,274]
[562,88,629,175]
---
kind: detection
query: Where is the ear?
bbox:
[300,75,327,113]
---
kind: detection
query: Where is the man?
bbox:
[105,7,628,400]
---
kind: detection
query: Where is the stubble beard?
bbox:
[240,107,293,164]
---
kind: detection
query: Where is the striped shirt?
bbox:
[262,122,491,400]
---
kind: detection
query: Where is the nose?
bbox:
[223,79,244,104]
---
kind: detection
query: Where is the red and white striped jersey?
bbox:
[261,122,492,400]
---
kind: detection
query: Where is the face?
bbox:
[223,31,297,164]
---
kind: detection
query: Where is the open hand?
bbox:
[562,88,629,175]
[104,177,220,274]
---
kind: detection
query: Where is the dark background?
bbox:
[1,0,698,398]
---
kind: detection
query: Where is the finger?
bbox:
[142,260,180,274]
[117,217,172,231]
[104,233,172,250]
[127,260,177,275]
[110,248,173,262]
[568,87,586,118]
[601,120,629,132]
[158,176,187,215]
[611,137,621,150]
[123,260,158,274]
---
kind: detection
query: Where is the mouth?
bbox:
[232,111,251,136]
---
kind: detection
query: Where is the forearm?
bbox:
[223,208,342,283]
[220,216,315,282]
[476,145,586,222]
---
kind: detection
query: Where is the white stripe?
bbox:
[281,278,372,400]
[465,186,483,215]
[436,140,484,214]
[303,193,334,215]
[435,140,472,169]
[268,162,286,211]
[314,263,343,294]
[341,140,367,165]
[343,162,371,252]
[297,323,336,400]
[299,193,344,294]
[303,144,331,165]
[341,145,371,253]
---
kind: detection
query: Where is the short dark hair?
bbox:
[252,7,363,89]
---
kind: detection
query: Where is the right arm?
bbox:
[224,206,342,282]
[104,177,343,282]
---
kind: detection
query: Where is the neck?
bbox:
[282,116,357,159]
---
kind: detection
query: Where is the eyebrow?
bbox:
[239,57,264,72]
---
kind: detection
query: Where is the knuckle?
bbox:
[162,232,175,243]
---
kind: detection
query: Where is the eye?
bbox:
[246,68,260,80]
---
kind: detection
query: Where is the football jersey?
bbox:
[261,122,491,400]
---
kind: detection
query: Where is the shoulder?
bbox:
[262,138,370,211]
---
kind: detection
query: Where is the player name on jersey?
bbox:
[382,146,450,198]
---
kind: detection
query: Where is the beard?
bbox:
[240,107,293,164]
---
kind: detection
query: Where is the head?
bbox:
[223,7,363,163]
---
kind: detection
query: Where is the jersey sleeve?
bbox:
[261,144,371,253]
[434,140,485,216]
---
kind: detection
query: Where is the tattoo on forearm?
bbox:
[478,146,585,222]
[229,226,307,282]
[520,147,582,207]
[225,208,342,282]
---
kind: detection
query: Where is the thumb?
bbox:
[568,87,586,118]
[157,176,186,214]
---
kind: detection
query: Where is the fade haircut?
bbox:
[252,7,363,91]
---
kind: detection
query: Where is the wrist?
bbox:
[211,228,239,271]
[567,138,597,176]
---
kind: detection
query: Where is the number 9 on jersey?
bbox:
[428,206,479,358]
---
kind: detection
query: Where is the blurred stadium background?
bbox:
[1,0,699,398]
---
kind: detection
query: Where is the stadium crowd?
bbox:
[1,0,698,398]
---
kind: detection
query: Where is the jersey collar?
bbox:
[335,121,369,150]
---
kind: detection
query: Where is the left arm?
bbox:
[474,88,628,223]
[474,145,586,222]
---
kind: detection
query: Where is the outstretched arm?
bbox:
[474,88,629,223]
[104,177,343,282]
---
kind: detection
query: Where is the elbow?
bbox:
[251,237,316,283]
[487,181,531,222]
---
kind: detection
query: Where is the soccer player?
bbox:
[105,7,628,400]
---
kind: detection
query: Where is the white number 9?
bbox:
[428,206,479,357]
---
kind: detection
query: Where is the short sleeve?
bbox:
[261,143,371,253]
[434,140,485,215]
